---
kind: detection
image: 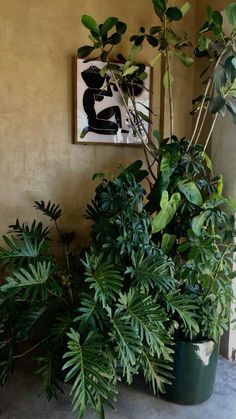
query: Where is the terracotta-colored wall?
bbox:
[0,0,196,244]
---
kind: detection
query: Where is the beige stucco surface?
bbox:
[0,0,195,244]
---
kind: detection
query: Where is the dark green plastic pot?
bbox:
[165,340,218,405]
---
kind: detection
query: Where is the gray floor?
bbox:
[0,357,236,419]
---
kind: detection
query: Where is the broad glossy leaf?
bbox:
[192,212,209,236]
[128,44,143,63]
[153,0,166,13]
[161,233,176,254]
[226,2,236,27]
[152,191,181,233]
[173,51,194,67]
[166,7,182,21]
[123,65,139,77]
[101,17,118,36]
[212,11,223,27]
[77,46,95,59]
[203,152,213,174]
[181,2,191,17]
[104,32,122,45]
[178,181,203,206]
[81,15,99,34]
[116,21,127,35]
[209,95,225,113]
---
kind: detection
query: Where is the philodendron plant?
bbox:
[0,162,200,418]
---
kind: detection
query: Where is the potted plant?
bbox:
[77,0,236,405]
[0,163,200,417]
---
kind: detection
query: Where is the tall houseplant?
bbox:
[78,0,236,405]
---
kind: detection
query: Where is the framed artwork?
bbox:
[72,58,151,145]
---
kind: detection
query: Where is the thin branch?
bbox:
[203,113,218,153]
[194,82,214,146]
[166,50,174,139]
[13,336,50,359]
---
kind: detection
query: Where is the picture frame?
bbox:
[72,57,151,146]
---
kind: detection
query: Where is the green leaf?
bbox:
[178,181,203,206]
[173,51,194,67]
[104,32,122,45]
[140,349,173,394]
[82,253,123,307]
[180,2,191,17]
[153,0,167,13]
[128,44,143,63]
[146,35,159,47]
[153,129,161,145]
[110,313,141,383]
[81,15,100,35]
[166,7,183,21]
[101,17,118,36]
[226,3,236,27]
[212,11,223,27]
[127,254,174,292]
[117,290,171,357]
[161,234,176,255]
[209,95,225,114]
[149,26,162,35]
[35,354,64,401]
[123,65,139,77]
[63,329,117,417]
[77,46,95,59]
[204,152,213,174]
[150,51,163,67]
[1,261,52,301]
[192,212,209,236]
[152,191,181,234]
[34,200,62,221]
[163,71,174,89]
[116,21,127,35]
[164,290,199,339]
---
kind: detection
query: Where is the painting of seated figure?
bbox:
[73,58,151,145]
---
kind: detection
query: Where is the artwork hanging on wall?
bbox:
[73,58,151,145]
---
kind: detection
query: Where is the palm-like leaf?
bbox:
[82,254,123,307]
[0,234,47,269]
[117,290,172,358]
[74,293,105,331]
[50,312,73,344]
[35,354,64,400]
[34,200,63,221]
[164,289,199,338]
[1,260,53,301]
[140,347,173,394]
[63,329,117,419]
[15,303,48,340]
[109,312,141,383]
[8,219,51,241]
[127,254,175,292]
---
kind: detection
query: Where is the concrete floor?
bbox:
[0,357,236,419]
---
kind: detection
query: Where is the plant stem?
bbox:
[13,336,50,359]
[203,113,218,152]
[109,68,155,158]
[193,82,214,146]
[166,50,174,139]
[188,40,231,151]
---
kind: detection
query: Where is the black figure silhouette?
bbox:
[80,66,128,138]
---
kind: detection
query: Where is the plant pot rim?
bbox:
[174,339,217,346]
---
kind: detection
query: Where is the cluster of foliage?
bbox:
[0,163,201,419]
[0,1,236,419]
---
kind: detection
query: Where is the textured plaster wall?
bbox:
[0,0,196,244]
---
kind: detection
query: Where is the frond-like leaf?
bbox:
[62,329,117,418]
[127,254,175,292]
[15,303,48,340]
[0,234,48,269]
[74,293,105,331]
[35,353,64,400]
[8,219,51,241]
[164,289,199,339]
[140,347,173,394]
[1,260,53,301]
[34,200,63,221]
[117,290,172,358]
[109,312,141,384]
[82,254,123,307]
[50,312,73,344]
